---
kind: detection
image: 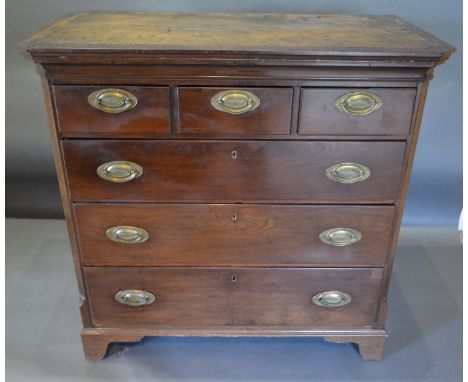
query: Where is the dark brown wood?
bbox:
[54,85,170,136]
[84,267,383,328]
[81,326,387,361]
[81,330,144,360]
[21,12,454,65]
[75,204,394,267]
[299,88,417,136]
[178,87,292,136]
[375,78,431,328]
[62,140,406,203]
[39,78,93,327]
[23,12,454,361]
[324,333,387,360]
[42,64,428,83]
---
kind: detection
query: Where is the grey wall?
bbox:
[6,0,462,226]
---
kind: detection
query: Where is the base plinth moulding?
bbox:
[81,327,387,361]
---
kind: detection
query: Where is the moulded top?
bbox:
[21,12,455,63]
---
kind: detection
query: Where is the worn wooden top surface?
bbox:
[23,12,454,60]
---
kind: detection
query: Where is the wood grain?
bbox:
[39,78,93,327]
[81,331,144,360]
[23,11,454,361]
[178,87,293,136]
[324,333,387,360]
[22,12,454,59]
[75,204,394,267]
[43,64,428,83]
[299,87,416,136]
[375,79,431,327]
[81,326,387,360]
[54,85,170,136]
[84,267,383,328]
[62,140,406,203]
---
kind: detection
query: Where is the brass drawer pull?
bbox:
[319,228,362,247]
[312,291,352,308]
[326,162,371,184]
[88,88,138,113]
[106,225,149,244]
[211,90,260,114]
[115,290,155,306]
[97,160,143,183]
[334,91,383,116]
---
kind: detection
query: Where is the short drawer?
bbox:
[54,85,170,136]
[75,204,394,267]
[178,87,293,135]
[299,88,417,136]
[62,140,405,203]
[85,267,383,328]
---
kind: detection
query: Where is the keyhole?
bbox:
[231,150,238,159]
[232,274,236,282]
[232,212,237,222]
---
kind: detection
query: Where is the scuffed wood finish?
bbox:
[299,87,417,136]
[375,80,431,328]
[23,12,454,360]
[81,326,387,360]
[54,85,170,136]
[43,65,428,83]
[84,267,383,328]
[22,12,454,62]
[324,332,387,360]
[81,330,144,360]
[178,87,293,136]
[39,78,93,327]
[75,204,394,267]
[62,140,406,203]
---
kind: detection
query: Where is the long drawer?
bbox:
[75,204,394,267]
[63,140,405,203]
[85,267,383,328]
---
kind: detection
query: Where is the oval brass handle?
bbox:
[211,90,260,115]
[334,91,383,116]
[326,162,371,184]
[319,228,362,247]
[312,291,352,308]
[106,226,149,244]
[88,88,138,113]
[115,290,155,306]
[97,161,143,183]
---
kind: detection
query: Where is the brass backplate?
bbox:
[211,90,260,114]
[334,91,383,116]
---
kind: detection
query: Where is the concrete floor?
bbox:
[6,219,462,381]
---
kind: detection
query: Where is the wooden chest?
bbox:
[22,12,453,360]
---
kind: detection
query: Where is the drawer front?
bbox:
[178,87,293,135]
[75,204,394,267]
[54,85,170,136]
[63,140,405,203]
[85,267,383,328]
[299,88,416,136]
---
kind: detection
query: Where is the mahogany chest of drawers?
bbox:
[22,12,453,360]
